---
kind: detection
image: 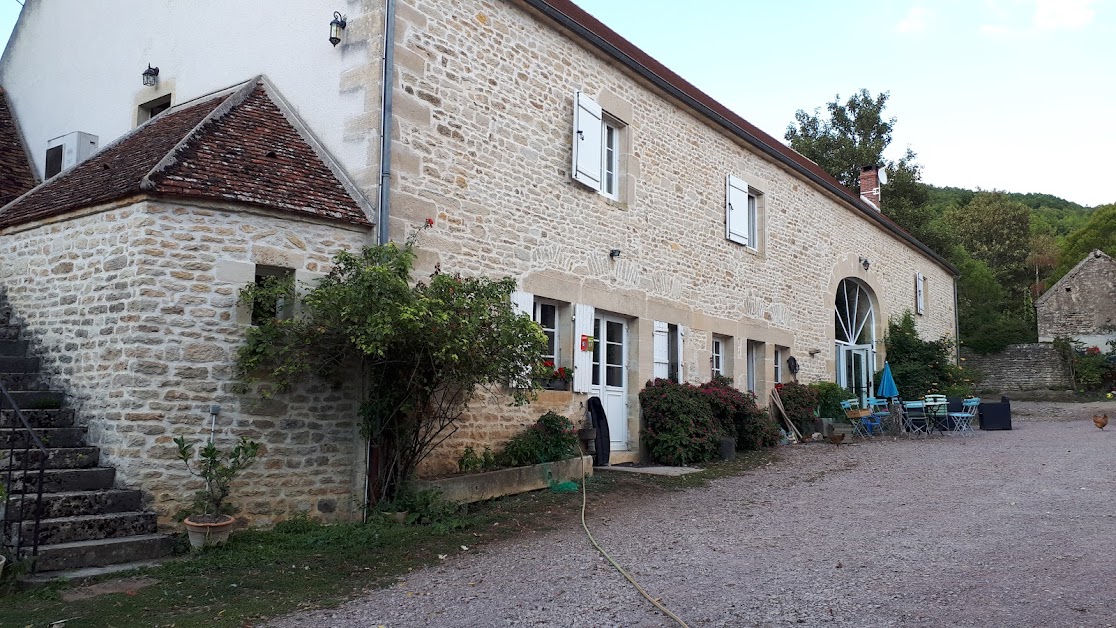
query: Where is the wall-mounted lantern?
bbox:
[329,12,348,46]
[859,256,871,271]
[142,64,160,87]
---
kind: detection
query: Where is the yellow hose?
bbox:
[579,465,690,628]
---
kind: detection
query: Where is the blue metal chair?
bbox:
[947,398,980,436]
[840,398,872,438]
[901,400,931,437]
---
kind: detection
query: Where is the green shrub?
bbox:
[776,382,819,436]
[698,376,779,450]
[380,488,462,526]
[639,378,720,466]
[497,412,579,468]
[808,381,849,421]
[881,311,963,399]
[456,446,498,473]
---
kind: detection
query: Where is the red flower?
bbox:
[425,218,435,227]
[543,360,555,368]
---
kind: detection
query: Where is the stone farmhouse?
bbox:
[0,1,957,570]
[1036,250,1116,349]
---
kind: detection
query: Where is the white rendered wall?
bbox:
[0,0,374,182]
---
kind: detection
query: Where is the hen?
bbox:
[1094,414,1109,430]
[828,433,846,447]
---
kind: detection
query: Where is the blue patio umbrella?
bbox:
[876,361,899,399]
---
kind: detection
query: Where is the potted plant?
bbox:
[174,435,261,549]
[537,361,574,390]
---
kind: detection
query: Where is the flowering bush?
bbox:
[639,379,721,466]
[699,376,780,450]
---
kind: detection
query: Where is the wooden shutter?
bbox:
[510,290,533,317]
[572,303,595,393]
[726,175,750,246]
[915,272,925,314]
[653,321,669,379]
[572,92,603,191]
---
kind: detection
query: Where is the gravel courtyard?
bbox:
[272,401,1116,627]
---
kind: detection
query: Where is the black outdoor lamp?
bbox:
[142,64,160,87]
[329,12,347,46]
[859,256,871,271]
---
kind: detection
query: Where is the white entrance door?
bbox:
[590,315,628,450]
[837,344,873,406]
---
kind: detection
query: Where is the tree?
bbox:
[235,231,548,504]
[1052,203,1116,280]
[943,192,1032,294]
[953,249,1035,353]
[785,89,895,190]
[881,311,964,398]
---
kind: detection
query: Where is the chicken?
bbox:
[828,433,846,447]
[1093,414,1109,430]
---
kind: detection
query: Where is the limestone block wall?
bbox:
[1036,251,1116,345]
[381,0,956,466]
[0,200,374,525]
[960,344,1071,392]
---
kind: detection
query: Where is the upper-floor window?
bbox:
[915,272,926,315]
[726,174,761,250]
[573,91,625,200]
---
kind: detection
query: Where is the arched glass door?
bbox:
[834,279,876,405]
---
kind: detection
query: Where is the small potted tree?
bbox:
[174,436,261,549]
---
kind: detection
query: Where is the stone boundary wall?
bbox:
[961,343,1071,392]
[0,200,374,526]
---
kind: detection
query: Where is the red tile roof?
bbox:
[0,79,372,229]
[0,88,38,209]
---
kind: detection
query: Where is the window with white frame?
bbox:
[915,272,926,315]
[533,300,559,365]
[573,91,624,199]
[711,337,725,378]
[726,175,760,249]
[746,340,764,393]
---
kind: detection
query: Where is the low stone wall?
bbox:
[961,343,1071,392]
[414,455,593,504]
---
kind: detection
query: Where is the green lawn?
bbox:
[0,450,773,627]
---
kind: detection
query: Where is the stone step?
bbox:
[2,426,85,449]
[0,339,29,357]
[5,466,115,493]
[0,325,17,341]
[0,408,77,429]
[5,390,65,409]
[0,371,49,391]
[2,446,100,471]
[4,489,143,521]
[21,511,159,546]
[31,534,174,573]
[0,356,38,373]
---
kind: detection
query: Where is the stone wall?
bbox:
[1036,250,1116,346]
[0,200,374,525]
[384,0,957,467]
[961,344,1071,392]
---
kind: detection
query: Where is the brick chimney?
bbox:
[859,165,881,210]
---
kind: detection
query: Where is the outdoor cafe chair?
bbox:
[864,397,889,435]
[840,399,872,438]
[947,397,980,436]
[900,400,931,437]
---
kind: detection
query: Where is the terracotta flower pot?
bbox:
[183,514,236,549]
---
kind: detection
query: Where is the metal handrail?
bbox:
[1,379,47,573]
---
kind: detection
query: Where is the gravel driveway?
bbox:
[272,401,1116,627]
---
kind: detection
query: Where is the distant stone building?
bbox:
[1036,250,1116,348]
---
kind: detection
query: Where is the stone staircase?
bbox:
[1,305,171,575]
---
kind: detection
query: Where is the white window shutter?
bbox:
[510,290,533,317]
[726,175,750,246]
[915,272,925,314]
[572,303,595,393]
[676,325,686,383]
[572,92,603,191]
[653,321,669,379]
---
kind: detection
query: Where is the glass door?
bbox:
[590,315,628,450]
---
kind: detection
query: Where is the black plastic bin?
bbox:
[979,398,1012,430]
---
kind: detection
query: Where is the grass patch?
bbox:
[0,450,778,627]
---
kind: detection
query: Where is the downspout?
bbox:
[953,275,961,366]
[377,0,397,245]
[365,0,397,523]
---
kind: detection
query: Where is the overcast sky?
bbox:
[3,1,1112,207]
